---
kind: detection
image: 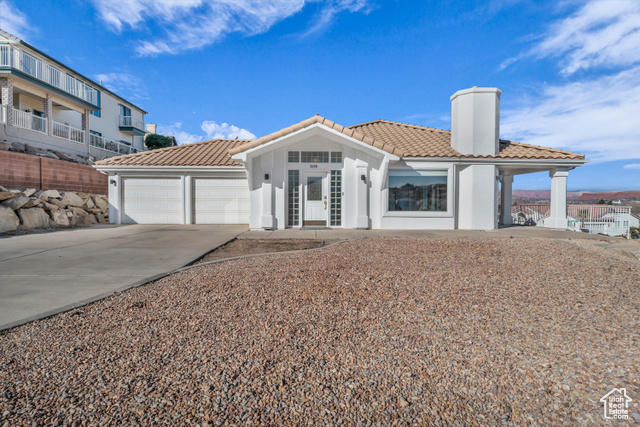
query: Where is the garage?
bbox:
[122,178,182,224]
[194,178,249,224]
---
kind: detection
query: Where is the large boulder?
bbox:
[37,189,61,200]
[21,198,42,209]
[50,209,70,227]
[60,192,84,208]
[0,141,11,151]
[22,188,37,197]
[47,198,67,209]
[41,201,60,211]
[93,196,108,211]
[0,205,20,232]
[0,192,14,202]
[17,208,50,229]
[10,141,25,152]
[83,197,95,210]
[1,195,29,210]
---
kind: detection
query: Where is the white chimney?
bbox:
[146,123,157,134]
[450,87,501,156]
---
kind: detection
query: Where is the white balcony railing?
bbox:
[512,204,632,238]
[0,45,98,105]
[119,115,145,131]
[13,109,47,134]
[52,121,84,144]
[89,133,131,155]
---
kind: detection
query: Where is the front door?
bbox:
[304,173,327,226]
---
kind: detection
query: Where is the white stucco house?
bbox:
[95,87,587,230]
[0,29,147,158]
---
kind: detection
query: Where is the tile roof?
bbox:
[96,117,585,167]
[95,139,250,167]
[350,120,585,160]
[227,115,402,156]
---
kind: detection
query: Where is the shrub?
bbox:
[145,134,173,150]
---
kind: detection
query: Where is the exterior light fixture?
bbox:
[264,173,270,180]
[361,174,366,183]
[109,179,116,186]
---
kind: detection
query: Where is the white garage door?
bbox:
[194,178,249,224]
[122,178,182,224]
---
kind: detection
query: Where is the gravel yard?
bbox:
[1,237,639,425]
[194,239,333,264]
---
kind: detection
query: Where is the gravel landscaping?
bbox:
[194,239,334,264]
[1,237,639,425]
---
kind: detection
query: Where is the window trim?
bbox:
[383,164,454,218]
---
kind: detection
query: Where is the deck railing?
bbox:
[13,109,47,134]
[89,133,131,155]
[513,204,632,238]
[119,115,145,131]
[0,45,98,105]
[52,121,84,144]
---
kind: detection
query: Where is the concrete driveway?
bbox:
[0,224,246,329]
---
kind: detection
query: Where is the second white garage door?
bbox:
[194,178,249,224]
[122,178,182,224]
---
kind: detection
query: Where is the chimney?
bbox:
[450,87,501,156]
[146,123,157,134]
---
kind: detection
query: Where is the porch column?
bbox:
[43,94,53,135]
[1,78,14,125]
[547,168,569,229]
[355,160,369,229]
[81,110,90,151]
[261,154,275,229]
[500,173,513,225]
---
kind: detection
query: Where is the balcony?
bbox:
[118,115,146,135]
[0,45,98,106]
[89,133,131,155]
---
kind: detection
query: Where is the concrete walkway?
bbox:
[238,226,620,241]
[0,224,247,329]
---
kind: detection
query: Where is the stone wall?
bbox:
[0,186,109,233]
[0,148,107,194]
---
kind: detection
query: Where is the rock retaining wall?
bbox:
[0,186,109,233]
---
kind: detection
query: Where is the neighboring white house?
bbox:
[95,86,588,230]
[0,29,147,159]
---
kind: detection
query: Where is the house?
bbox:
[0,29,147,160]
[94,86,587,230]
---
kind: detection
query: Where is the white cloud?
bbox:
[94,72,148,101]
[624,163,640,169]
[500,0,640,164]
[502,66,640,163]
[504,0,640,75]
[89,0,370,56]
[201,121,256,139]
[157,120,255,145]
[0,0,31,41]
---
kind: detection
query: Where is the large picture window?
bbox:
[388,170,447,212]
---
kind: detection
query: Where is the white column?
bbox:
[355,160,369,229]
[547,169,569,229]
[500,173,513,225]
[184,176,193,224]
[261,154,275,229]
[108,174,122,224]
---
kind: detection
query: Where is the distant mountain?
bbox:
[513,190,582,200]
[577,191,640,201]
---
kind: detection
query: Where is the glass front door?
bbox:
[304,173,327,225]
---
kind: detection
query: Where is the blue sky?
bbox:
[1,0,639,191]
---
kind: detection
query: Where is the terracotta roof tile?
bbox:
[96,118,585,167]
[95,139,251,167]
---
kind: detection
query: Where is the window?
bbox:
[331,152,342,163]
[301,151,329,163]
[288,151,300,162]
[287,170,300,226]
[90,90,101,117]
[306,176,322,201]
[120,105,131,117]
[330,170,342,226]
[388,170,447,212]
